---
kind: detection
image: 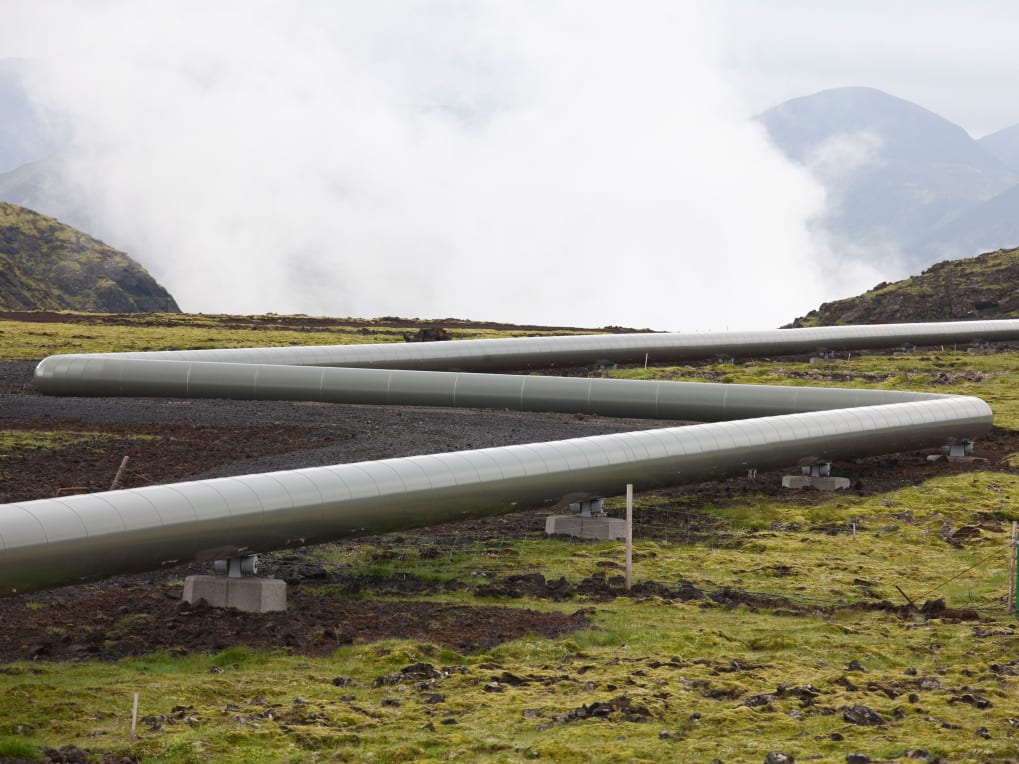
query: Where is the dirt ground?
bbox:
[2,349,1017,667]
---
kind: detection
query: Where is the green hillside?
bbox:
[789,247,1019,326]
[0,202,179,312]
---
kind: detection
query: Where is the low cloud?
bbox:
[2,1,866,330]
[806,131,884,183]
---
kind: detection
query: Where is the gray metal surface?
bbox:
[31,317,1019,376]
[32,355,948,420]
[33,318,1019,375]
[3,320,1012,595]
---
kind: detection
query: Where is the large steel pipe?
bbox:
[4,319,1015,595]
[34,356,950,421]
[0,396,993,595]
[33,318,1019,375]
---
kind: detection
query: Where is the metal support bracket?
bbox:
[946,440,974,458]
[801,462,831,478]
[214,554,259,578]
[569,498,604,518]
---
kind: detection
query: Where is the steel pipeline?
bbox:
[3,320,1017,595]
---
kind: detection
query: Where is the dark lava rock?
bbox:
[270,561,330,584]
[42,748,86,764]
[564,696,651,724]
[497,671,528,685]
[778,684,820,706]
[843,704,884,726]
[401,662,443,680]
[898,750,947,764]
[745,693,778,708]
[950,692,991,709]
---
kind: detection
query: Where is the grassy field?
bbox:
[2,314,1019,763]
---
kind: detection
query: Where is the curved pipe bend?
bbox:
[4,320,1016,595]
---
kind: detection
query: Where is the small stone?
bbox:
[846,755,871,764]
[976,726,992,739]
[332,676,351,687]
[659,730,671,739]
[847,659,866,672]
[764,753,794,764]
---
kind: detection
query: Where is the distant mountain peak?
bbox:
[759,86,996,166]
[758,87,1019,270]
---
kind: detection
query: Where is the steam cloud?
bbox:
[2,1,877,330]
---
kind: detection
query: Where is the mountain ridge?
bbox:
[787,246,1019,327]
[0,201,180,313]
[978,123,1019,171]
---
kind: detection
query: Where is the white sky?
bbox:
[720,0,1019,138]
[1,2,1015,330]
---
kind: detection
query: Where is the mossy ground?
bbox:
[2,314,1019,762]
[788,247,1019,326]
[0,430,158,456]
[0,312,597,361]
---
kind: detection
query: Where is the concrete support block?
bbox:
[781,475,851,491]
[545,514,627,540]
[182,575,287,613]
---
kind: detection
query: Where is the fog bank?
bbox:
[1,2,874,330]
